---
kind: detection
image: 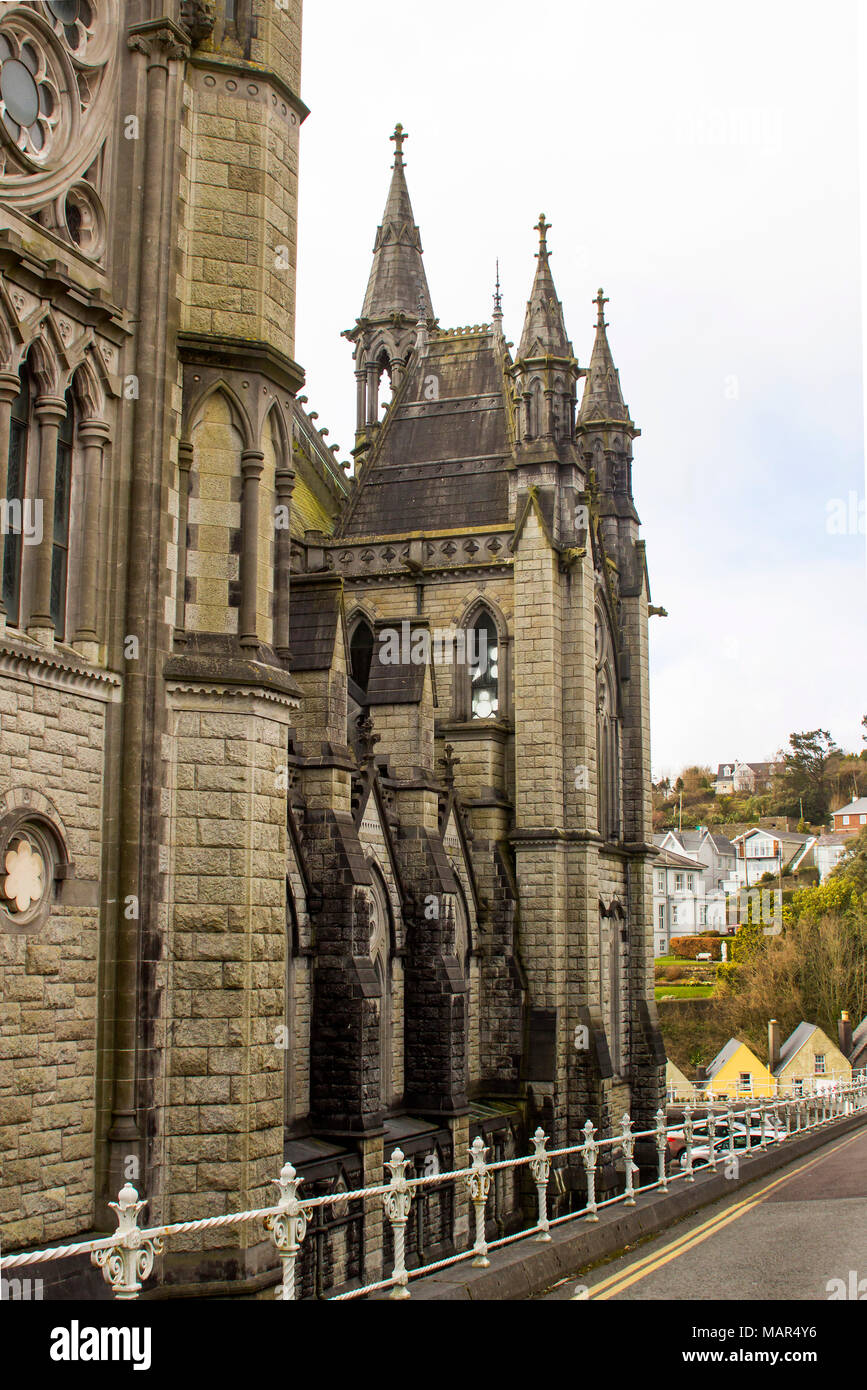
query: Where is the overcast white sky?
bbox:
[296,0,867,780]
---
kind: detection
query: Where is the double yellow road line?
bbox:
[578,1129,864,1300]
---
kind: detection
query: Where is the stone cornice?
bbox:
[0,237,129,338]
[188,52,309,124]
[0,636,121,702]
[163,650,302,703]
[177,332,305,397]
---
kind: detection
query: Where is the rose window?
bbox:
[46,1,96,58]
[0,31,60,159]
[3,835,45,914]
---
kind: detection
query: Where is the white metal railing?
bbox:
[670,1069,861,1104]
[3,1081,865,1301]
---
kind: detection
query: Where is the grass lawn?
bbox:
[655,984,716,1000]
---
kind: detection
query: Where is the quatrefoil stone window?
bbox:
[3,835,45,913]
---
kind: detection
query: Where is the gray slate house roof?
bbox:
[851,1016,867,1072]
[706,1038,745,1079]
[834,797,867,818]
[654,845,704,872]
[773,1022,818,1076]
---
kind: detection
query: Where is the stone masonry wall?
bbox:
[0,660,115,1249]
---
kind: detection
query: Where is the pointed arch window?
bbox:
[368,866,393,1111]
[470,611,499,719]
[349,617,374,694]
[595,608,622,841]
[3,364,30,625]
[50,387,74,638]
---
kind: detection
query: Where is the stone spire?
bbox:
[492,259,504,338]
[517,215,573,360]
[577,288,632,425]
[360,123,434,322]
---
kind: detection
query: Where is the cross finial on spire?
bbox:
[535,214,551,256]
[391,122,407,166]
[493,259,502,316]
[594,287,609,328]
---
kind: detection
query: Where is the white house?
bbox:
[657,828,738,927]
[815,832,856,883]
[713,761,779,796]
[730,827,816,887]
[652,844,711,956]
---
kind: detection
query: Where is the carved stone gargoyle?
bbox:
[180,0,216,45]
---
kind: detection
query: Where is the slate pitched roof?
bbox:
[288,576,342,671]
[851,1015,867,1070]
[774,1022,817,1075]
[338,327,512,537]
[705,1038,744,1078]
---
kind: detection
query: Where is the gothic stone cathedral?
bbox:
[0,0,664,1296]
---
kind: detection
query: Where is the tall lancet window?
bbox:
[368,867,392,1110]
[470,612,499,719]
[350,617,374,694]
[595,609,621,841]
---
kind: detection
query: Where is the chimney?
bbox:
[839,1010,853,1058]
[768,1019,781,1071]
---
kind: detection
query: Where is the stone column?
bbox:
[389,357,403,393]
[0,370,22,628]
[27,394,68,645]
[173,440,193,642]
[544,385,554,439]
[355,368,366,432]
[366,363,379,426]
[73,417,110,662]
[273,464,295,659]
[239,447,264,649]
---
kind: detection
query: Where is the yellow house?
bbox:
[772,1022,851,1094]
[666,1059,694,1101]
[704,1039,774,1099]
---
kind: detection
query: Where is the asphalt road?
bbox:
[537,1126,867,1300]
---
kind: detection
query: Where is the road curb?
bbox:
[383,1113,867,1301]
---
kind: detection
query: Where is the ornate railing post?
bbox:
[682,1102,695,1182]
[758,1101,768,1150]
[264,1162,309,1301]
[621,1114,637,1204]
[727,1102,736,1160]
[529,1128,552,1240]
[582,1121,600,1220]
[383,1147,413,1298]
[706,1108,718,1172]
[467,1137,492,1266]
[655,1108,668,1192]
[91,1184,163,1300]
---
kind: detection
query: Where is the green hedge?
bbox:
[670,935,723,961]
